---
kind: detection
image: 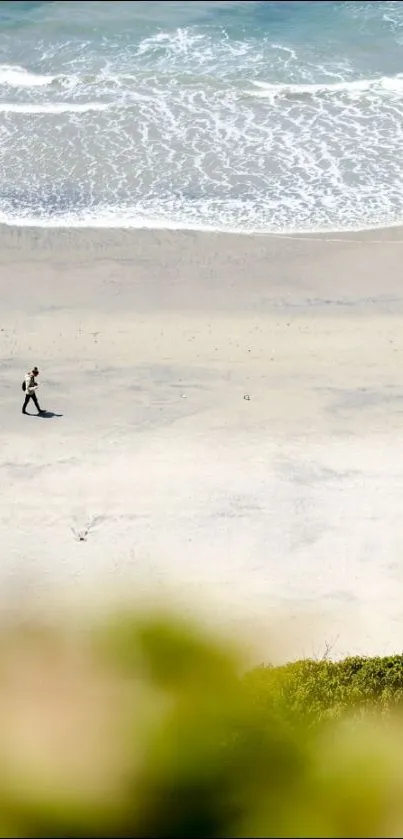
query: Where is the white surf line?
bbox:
[265,233,403,244]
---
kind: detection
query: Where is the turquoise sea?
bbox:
[1,0,403,232]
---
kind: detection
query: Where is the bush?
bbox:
[245,656,403,726]
[0,612,402,836]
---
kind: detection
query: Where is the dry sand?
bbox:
[2,224,403,659]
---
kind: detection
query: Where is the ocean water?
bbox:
[1,0,403,233]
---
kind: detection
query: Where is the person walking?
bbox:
[22,366,43,414]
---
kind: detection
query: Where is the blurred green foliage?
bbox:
[0,612,402,836]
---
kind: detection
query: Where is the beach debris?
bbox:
[181,394,187,398]
[71,526,88,542]
[70,514,103,543]
[244,394,251,401]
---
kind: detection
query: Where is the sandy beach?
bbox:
[2,224,403,659]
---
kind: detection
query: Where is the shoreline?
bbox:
[3,219,403,246]
[2,223,403,660]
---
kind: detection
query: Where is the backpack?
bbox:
[22,373,35,393]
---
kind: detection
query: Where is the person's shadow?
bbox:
[36,411,63,419]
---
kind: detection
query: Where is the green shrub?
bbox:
[0,612,402,836]
[245,656,403,727]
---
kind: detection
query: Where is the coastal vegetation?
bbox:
[0,610,402,837]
